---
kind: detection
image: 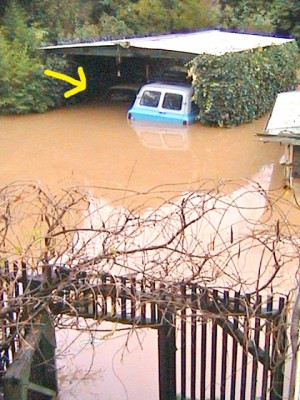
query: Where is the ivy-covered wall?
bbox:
[188,41,299,127]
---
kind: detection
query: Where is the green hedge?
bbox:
[188,41,299,127]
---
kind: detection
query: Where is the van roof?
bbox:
[139,82,193,94]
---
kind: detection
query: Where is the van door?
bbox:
[158,90,186,123]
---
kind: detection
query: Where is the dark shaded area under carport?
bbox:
[67,55,188,102]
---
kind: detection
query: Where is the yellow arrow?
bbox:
[44,66,86,98]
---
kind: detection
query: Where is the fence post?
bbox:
[289,288,300,400]
[271,297,287,400]
[3,313,58,400]
[158,309,176,400]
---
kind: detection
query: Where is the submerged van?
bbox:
[127,82,197,125]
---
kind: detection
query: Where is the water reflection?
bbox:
[56,323,158,400]
[129,119,189,150]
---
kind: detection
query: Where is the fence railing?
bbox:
[176,287,287,400]
[0,262,290,400]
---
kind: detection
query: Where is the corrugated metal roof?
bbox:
[264,91,300,137]
[41,30,293,56]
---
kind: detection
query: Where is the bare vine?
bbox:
[0,167,299,397]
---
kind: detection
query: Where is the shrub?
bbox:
[0,1,69,115]
[188,40,299,127]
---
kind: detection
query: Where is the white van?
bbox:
[127,82,197,125]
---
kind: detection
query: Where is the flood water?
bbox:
[0,102,284,198]
[1,103,296,400]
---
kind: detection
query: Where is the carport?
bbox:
[41,29,293,98]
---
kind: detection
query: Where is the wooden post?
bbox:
[191,284,197,399]
[271,297,287,400]
[180,284,187,399]
[289,289,300,400]
[42,262,53,286]
[3,313,58,400]
[283,144,293,189]
[38,314,58,395]
[158,309,176,400]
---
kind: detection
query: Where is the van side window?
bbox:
[162,93,183,111]
[140,90,161,107]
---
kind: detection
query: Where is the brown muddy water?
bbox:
[0,103,296,400]
[0,102,284,198]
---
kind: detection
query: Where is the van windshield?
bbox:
[140,90,161,107]
[162,93,183,111]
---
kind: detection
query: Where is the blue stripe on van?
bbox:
[128,107,196,124]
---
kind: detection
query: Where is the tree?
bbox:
[271,0,300,45]
[219,0,276,33]
[171,0,220,31]
[98,13,133,37]
[89,0,132,22]
[0,1,69,114]
[219,0,300,44]
[118,0,220,34]
[118,0,173,34]
[219,0,275,16]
